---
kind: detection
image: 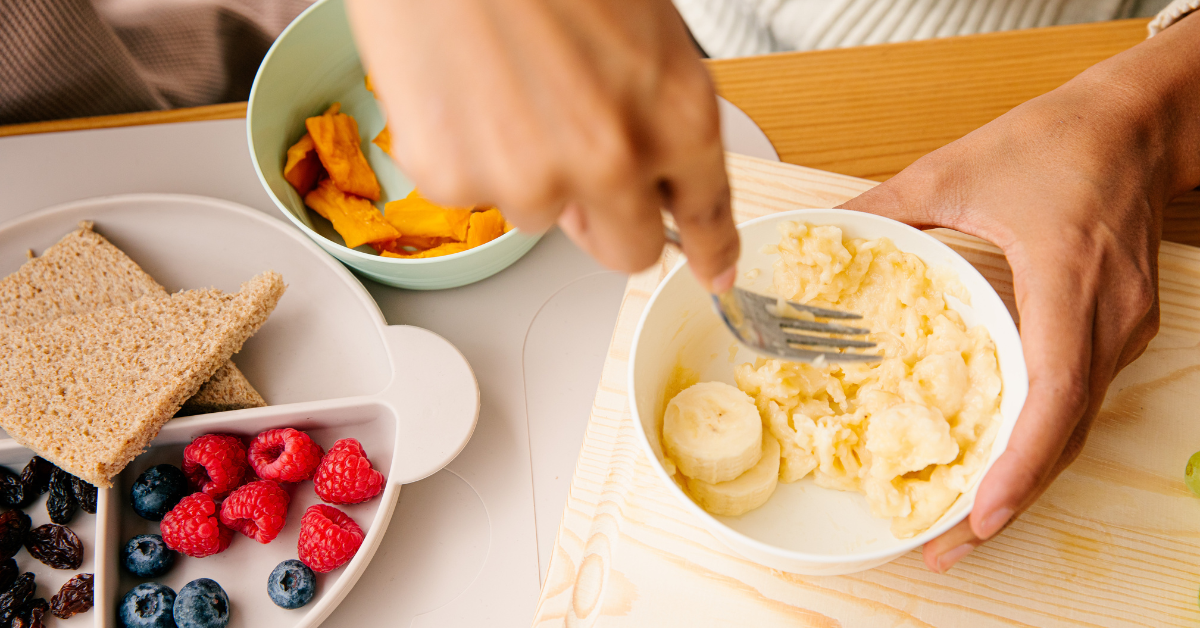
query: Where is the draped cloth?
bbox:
[674,0,1188,58]
[0,0,312,125]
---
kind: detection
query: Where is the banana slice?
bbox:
[663,381,762,484]
[686,434,780,516]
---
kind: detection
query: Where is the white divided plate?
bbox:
[0,194,479,627]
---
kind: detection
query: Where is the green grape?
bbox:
[1185,451,1200,497]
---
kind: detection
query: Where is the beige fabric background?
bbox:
[674,0,1178,59]
[0,0,312,125]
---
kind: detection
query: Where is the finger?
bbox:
[663,167,739,293]
[559,185,667,273]
[836,155,963,231]
[968,254,1096,541]
[923,519,980,573]
[348,0,491,207]
[643,58,738,292]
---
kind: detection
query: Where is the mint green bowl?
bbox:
[247,0,542,289]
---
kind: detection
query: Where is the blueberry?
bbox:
[266,559,316,609]
[173,578,229,628]
[122,534,175,578]
[131,464,188,521]
[119,583,176,628]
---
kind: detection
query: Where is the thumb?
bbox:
[968,253,1095,540]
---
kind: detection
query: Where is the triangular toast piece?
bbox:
[0,271,286,487]
[0,222,266,413]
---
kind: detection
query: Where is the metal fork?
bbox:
[663,227,880,364]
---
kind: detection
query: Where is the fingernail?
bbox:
[935,543,975,574]
[709,266,736,293]
[978,507,1014,540]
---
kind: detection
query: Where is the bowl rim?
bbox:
[627,207,1026,564]
[245,0,536,266]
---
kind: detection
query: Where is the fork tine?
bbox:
[773,347,882,363]
[781,302,863,320]
[736,290,863,320]
[692,259,882,363]
[778,319,870,335]
[783,334,876,349]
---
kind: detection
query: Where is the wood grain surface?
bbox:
[706,19,1150,182]
[533,153,1200,627]
[706,17,1200,248]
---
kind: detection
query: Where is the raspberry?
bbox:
[160,493,233,558]
[219,480,291,543]
[248,429,324,483]
[297,504,363,573]
[313,439,385,505]
[183,434,250,499]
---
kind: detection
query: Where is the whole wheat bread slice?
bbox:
[0,271,286,487]
[0,222,266,413]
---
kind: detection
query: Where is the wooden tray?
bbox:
[532,153,1200,627]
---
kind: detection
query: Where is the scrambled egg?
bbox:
[735,222,1002,538]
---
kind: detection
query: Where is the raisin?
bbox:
[0,557,17,594]
[12,597,48,628]
[0,573,36,625]
[0,511,30,562]
[25,525,82,570]
[20,458,54,501]
[0,467,27,509]
[50,574,92,619]
[46,468,77,525]
[71,477,97,515]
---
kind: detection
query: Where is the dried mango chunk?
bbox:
[384,190,471,241]
[283,133,325,195]
[306,105,381,201]
[304,179,399,248]
[381,242,469,259]
[364,74,374,93]
[372,126,391,155]
[466,208,506,247]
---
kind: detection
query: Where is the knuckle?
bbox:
[674,188,733,231]
[1108,250,1159,340]
[1142,303,1161,337]
[585,132,640,192]
[610,242,663,273]
[665,82,720,145]
[1061,377,1091,412]
[495,168,564,214]
[1126,272,1158,317]
[653,72,721,153]
[1058,429,1089,469]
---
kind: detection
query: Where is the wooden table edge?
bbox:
[0,102,248,138]
[0,19,1149,140]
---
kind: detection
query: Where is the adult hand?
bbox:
[841,14,1200,572]
[346,0,739,291]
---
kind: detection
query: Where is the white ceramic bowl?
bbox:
[629,209,1027,575]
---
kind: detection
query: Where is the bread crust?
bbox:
[0,271,286,487]
[0,222,266,412]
